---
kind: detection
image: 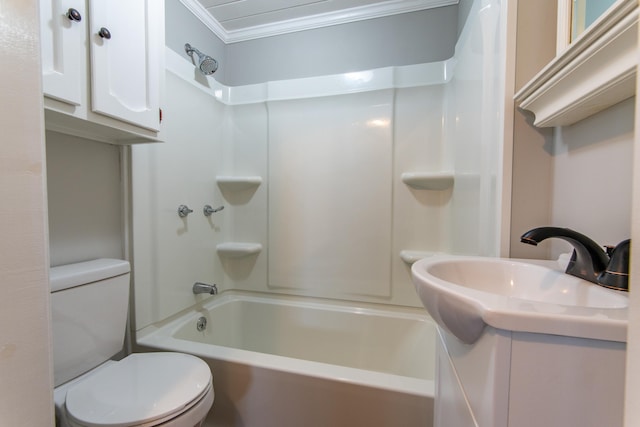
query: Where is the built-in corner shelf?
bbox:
[217,242,263,258]
[401,172,454,190]
[400,250,435,265]
[515,0,638,127]
[216,176,263,191]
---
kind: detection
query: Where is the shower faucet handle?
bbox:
[178,205,193,218]
[203,205,224,216]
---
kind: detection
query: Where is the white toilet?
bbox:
[51,259,214,427]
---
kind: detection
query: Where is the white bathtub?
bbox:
[136,292,435,427]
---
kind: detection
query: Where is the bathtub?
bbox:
[136,292,435,427]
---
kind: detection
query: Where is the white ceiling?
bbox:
[180,0,458,43]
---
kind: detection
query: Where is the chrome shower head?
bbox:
[185,43,218,76]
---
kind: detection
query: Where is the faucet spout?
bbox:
[193,282,218,295]
[520,227,609,284]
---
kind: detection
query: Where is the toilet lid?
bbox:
[65,353,212,427]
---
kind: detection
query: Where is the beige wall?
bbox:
[510,0,634,260]
[512,98,635,259]
[548,99,634,256]
[508,1,638,424]
[625,75,640,426]
[0,0,54,425]
[509,0,557,259]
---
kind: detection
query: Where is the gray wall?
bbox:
[165,0,227,82]
[46,132,124,266]
[165,0,459,86]
[224,7,458,85]
[456,0,474,37]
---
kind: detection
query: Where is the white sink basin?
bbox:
[412,255,628,344]
[426,258,627,308]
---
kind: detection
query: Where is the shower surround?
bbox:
[132,0,508,325]
[133,53,455,321]
[131,0,510,424]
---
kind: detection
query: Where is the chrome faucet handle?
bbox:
[178,205,194,217]
[203,205,224,216]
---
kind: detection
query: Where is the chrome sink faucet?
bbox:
[520,227,630,291]
[193,282,218,295]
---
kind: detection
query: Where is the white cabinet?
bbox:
[88,1,162,131]
[40,0,84,106]
[435,326,626,427]
[40,0,164,144]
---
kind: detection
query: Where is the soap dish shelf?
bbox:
[217,242,263,258]
[216,176,262,191]
[401,172,454,190]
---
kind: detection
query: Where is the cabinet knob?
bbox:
[66,8,82,22]
[98,27,112,39]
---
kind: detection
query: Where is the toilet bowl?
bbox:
[50,259,215,427]
[55,352,213,427]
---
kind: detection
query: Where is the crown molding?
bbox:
[515,0,638,127]
[179,0,458,44]
[179,0,229,42]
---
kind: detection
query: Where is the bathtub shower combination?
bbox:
[138,293,436,426]
[131,1,507,426]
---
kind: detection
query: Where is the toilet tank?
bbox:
[50,259,131,387]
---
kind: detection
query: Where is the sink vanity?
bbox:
[412,255,627,427]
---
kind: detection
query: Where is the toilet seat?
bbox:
[64,352,213,427]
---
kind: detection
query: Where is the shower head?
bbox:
[185,43,218,76]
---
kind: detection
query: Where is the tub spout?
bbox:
[520,227,609,284]
[193,282,218,295]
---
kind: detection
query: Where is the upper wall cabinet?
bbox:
[40,0,84,107]
[515,0,637,127]
[40,0,164,144]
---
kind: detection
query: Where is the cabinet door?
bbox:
[88,0,162,131]
[435,335,478,427]
[40,0,85,105]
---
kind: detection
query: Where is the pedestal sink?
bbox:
[412,255,628,344]
[411,255,628,427]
